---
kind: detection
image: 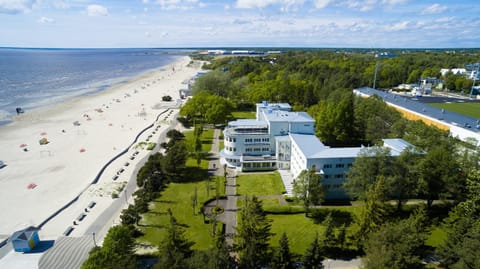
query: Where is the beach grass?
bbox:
[236,171,286,196]
[430,102,480,118]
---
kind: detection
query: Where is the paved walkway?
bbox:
[207,128,237,246]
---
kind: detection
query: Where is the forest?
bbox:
[82,49,480,269]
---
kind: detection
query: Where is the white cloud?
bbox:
[87,4,108,16]
[145,31,151,37]
[0,0,37,14]
[38,16,54,23]
[422,3,447,15]
[155,0,198,10]
[313,0,332,9]
[53,0,69,9]
[385,20,410,31]
[236,0,268,9]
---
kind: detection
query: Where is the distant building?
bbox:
[220,101,413,199]
[11,226,40,253]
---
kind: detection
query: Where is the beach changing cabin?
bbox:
[11,227,40,253]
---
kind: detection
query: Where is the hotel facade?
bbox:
[220,101,412,199]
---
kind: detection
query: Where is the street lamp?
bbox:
[92,232,97,247]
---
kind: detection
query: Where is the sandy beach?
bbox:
[0,56,201,240]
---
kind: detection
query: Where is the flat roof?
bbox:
[227,119,267,127]
[354,87,480,129]
[310,147,363,159]
[264,111,315,123]
[382,138,413,155]
[256,102,291,110]
[289,133,327,158]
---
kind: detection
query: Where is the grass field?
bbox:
[430,102,480,118]
[138,127,223,250]
[268,214,324,255]
[231,111,256,119]
[236,171,286,196]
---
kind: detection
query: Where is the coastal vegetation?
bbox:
[82,50,480,269]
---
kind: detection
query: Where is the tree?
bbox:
[389,146,422,211]
[81,225,136,269]
[344,146,392,200]
[336,224,347,249]
[162,140,188,177]
[303,233,325,269]
[271,232,294,269]
[322,212,336,249]
[439,170,480,268]
[315,92,357,147]
[351,176,391,246]
[155,209,195,269]
[362,207,427,269]
[235,196,272,269]
[417,145,461,208]
[293,166,325,216]
[162,129,185,152]
[179,92,233,125]
[120,205,140,225]
[191,69,232,97]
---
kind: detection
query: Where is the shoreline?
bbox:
[0,56,201,240]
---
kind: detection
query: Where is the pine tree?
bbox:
[235,196,272,269]
[155,209,194,269]
[322,212,336,249]
[271,232,294,269]
[303,233,325,269]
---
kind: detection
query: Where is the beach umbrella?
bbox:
[19,144,27,148]
[40,132,47,136]
[80,148,86,153]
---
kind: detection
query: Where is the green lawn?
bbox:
[236,172,286,196]
[268,214,324,255]
[430,102,480,118]
[138,177,225,250]
[138,127,222,250]
[231,111,256,119]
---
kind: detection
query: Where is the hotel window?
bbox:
[233,138,236,142]
[233,148,236,152]
[335,163,345,168]
[246,148,252,152]
[347,163,353,168]
[323,164,332,169]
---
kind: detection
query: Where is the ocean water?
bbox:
[0,48,189,124]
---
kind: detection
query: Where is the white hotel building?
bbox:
[220,101,413,199]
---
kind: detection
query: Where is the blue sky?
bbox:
[0,0,479,48]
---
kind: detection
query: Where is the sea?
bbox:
[0,48,190,125]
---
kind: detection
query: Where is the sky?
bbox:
[0,0,479,48]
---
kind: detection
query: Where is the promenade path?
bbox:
[207,128,238,246]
